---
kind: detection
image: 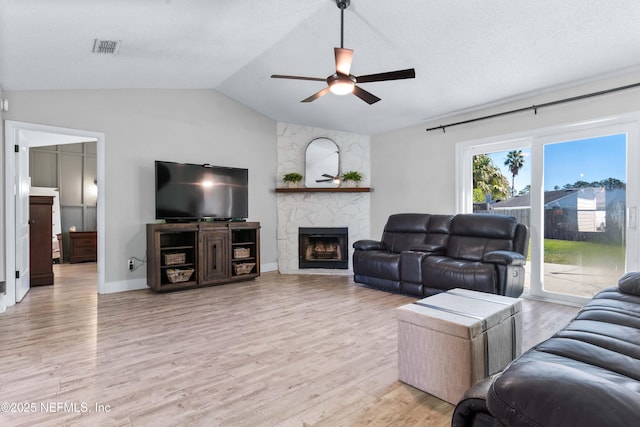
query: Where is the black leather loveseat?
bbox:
[352,213,528,297]
[452,272,640,427]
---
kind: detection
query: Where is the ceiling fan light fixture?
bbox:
[329,81,355,95]
[328,73,355,95]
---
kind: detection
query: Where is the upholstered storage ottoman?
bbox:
[396,288,522,404]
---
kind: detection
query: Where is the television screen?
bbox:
[155,161,248,221]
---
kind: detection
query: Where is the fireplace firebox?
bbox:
[298,227,348,269]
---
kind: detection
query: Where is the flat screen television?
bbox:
[155,161,248,221]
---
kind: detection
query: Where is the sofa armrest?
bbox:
[353,240,385,251]
[452,378,499,427]
[484,251,526,296]
[409,243,446,255]
[482,251,526,266]
[618,271,640,296]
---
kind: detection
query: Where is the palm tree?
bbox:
[473,154,509,202]
[504,150,524,197]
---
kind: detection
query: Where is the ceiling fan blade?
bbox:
[334,47,353,75]
[352,85,381,105]
[301,87,331,103]
[271,74,326,82]
[315,179,334,183]
[356,68,416,83]
[322,174,336,179]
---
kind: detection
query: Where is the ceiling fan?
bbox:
[271,0,415,104]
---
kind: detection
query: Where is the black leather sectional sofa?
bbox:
[452,272,640,427]
[352,213,528,297]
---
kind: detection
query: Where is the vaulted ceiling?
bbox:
[1,0,640,135]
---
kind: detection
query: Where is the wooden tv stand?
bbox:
[146,221,260,292]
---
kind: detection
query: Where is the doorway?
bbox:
[4,121,105,308]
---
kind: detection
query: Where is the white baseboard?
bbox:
[100,278,148,294]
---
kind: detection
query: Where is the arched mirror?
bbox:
[305,137,340,188]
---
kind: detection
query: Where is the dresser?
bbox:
[30,195,54,286]
[68,231,97,263]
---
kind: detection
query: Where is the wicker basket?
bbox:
[233,247,251,259]
[166,268,194,283]
[164,252,186,265]
[233,262,255,275]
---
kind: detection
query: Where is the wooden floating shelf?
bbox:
[275,187,372,193]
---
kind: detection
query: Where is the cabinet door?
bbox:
[199,230,230,284]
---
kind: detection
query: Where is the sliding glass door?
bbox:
[458,116,640,304]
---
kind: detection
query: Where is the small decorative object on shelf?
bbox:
[164,252,186,265]
[234,263,256,275]
[342,171,363,188]
[166,268,194,283]
[283,172,303,188]
[234,247,251,259]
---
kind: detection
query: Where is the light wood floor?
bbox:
[0,264,580,427]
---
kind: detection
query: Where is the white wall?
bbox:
[3,89,277,292]
[370,70,640,237]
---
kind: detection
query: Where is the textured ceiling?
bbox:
[2,0,640,135]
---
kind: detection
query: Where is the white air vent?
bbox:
[92,39,120,54]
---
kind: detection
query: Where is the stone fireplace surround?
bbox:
[276,123,371,275]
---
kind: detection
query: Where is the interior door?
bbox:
[15,135,31,301]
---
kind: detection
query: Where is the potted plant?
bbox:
[283,172,303,188]
[342,171,363,187]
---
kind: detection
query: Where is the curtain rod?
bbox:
[426,81,640,133]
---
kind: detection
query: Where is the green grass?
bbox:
[543,239,625,267]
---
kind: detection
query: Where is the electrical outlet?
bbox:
[128,259,134,271]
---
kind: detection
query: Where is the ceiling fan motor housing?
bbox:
[336,0,350,9]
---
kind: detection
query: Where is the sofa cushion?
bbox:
[582,287,640,319]
[451,214,518,239]
[447,215,517,261]
[381,213,431,253]
[447,236,515,262]
[422,256,497,294]
[425,214,453,248]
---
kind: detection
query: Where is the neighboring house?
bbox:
[479,188,626,244]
